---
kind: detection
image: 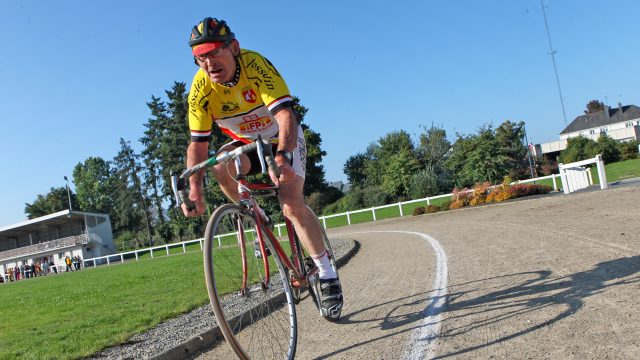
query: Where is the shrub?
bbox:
[412,206,426,216]
[425,205,440,213]
[596,134,621,163]
[437,199,453,212]
[510,183,552,198]
[322,186,392,215]
[486,177,513,203]
[619,140,639,160]
[450,187,472,209]
[409,168,440,199]
[469,181,492,206]
[538,157,558,176]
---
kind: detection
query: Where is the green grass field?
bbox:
[591,157,640,184]
[321,195,452,228]
[0,253,208,359]
[0,236,292,360]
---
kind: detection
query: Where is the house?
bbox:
[537,104,640,158]
[0,210,115,277]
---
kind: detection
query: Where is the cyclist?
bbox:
[182,17,343,321]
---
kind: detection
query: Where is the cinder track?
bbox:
[193,184,640,359]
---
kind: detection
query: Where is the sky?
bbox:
[1,0,639,226]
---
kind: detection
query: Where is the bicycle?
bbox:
[171,138,338,360]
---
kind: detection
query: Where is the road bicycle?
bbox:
[171,138,338,360]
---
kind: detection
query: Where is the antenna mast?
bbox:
[541,0,568,126]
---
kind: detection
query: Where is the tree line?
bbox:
[330,120,532,214]
[25,97,638,249]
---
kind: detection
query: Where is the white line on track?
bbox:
[340,231,448,360]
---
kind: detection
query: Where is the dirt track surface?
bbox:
[193,184,640,359]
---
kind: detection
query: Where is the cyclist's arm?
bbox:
[273,107,297,183]
[183,141,208,216]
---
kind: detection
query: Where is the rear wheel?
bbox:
[203,203,297,360]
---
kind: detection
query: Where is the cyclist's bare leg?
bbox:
[277,175,325,256]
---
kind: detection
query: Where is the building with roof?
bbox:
[0,210,115,277]
[537,104,640,157]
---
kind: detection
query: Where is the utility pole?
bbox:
[541,0,568,126]
[64,176,73,212]
[523,126,536,179]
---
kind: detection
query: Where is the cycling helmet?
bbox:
[189,17,235,56]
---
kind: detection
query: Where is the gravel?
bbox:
[87,238,356,360]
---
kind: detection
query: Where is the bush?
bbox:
[305,187,344,215]
[510,183,552,198]
[559,136,598,163]
[486,177,512,203]
[469,182,492,206]
[538,157,558,176]
[619,140,639,160]
[425,205,440,213]
[437,199,453,212]
[596,134,621,163]
[412,206,425,216]
[322,186,392,215]
[408,168,439,199]
[450,187,472,209]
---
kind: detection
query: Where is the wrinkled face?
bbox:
[194,40,239,83]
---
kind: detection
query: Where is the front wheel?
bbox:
[203,203,297,360]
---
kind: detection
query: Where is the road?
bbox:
[193,184,640,359]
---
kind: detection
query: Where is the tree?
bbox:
[362,130,417,191]
[25,187,78,219]
[380,149,421,197]
[417,125,450,170]
[140,95,170,232]
[559,136,598,163]
[113,138,153,244]
[343,153,369,188]
[73,157,116,215]
[585,99,605,114]
[595,133,621,163]
[409,166,439,199]
[445,125,512,188]
[495,120,529,179]
[417,125,452,191]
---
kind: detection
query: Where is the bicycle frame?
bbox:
[230,156,315,295]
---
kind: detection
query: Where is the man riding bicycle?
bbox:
[182,17,343,321]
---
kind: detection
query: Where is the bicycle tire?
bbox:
[203,203,297,360]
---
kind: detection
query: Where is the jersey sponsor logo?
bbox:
[221,102,240,113]
[189,77,208,116]
[242,88,258,103]
[246,58,277,90]
[238,113,272,133]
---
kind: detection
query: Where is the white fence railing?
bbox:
[559,154,607,194]
[81,170,605,269]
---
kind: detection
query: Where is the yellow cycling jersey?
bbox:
[188,49,293,144]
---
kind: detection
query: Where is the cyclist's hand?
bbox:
[278,162,296,184]
[181,188,205,217]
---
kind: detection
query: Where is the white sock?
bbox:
[312,250,337,280]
